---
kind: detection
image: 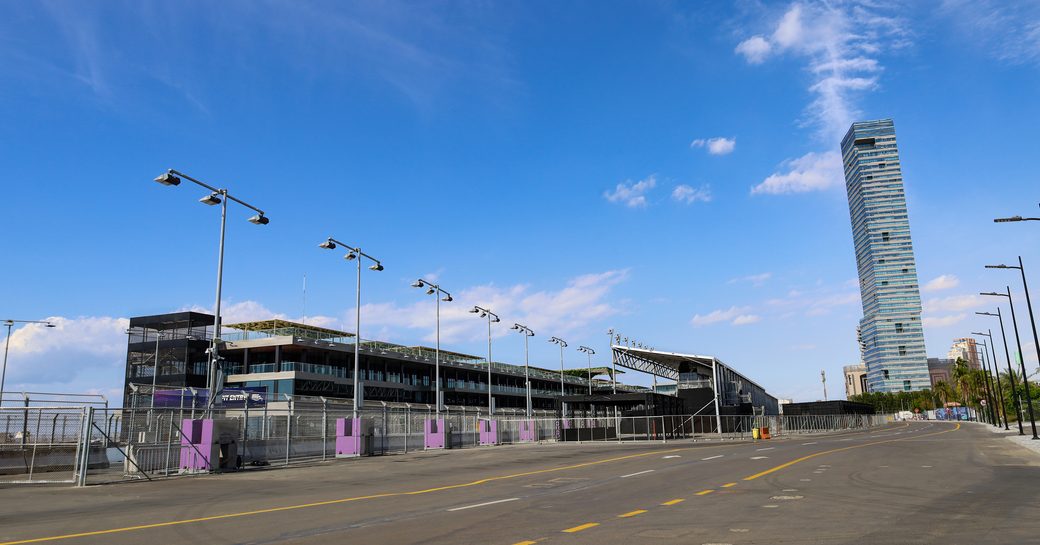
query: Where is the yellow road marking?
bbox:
[562,523,600,533]
[618,509,648,518]
[743,423,960,482]
[512,541,540,545]
[721,483,737,488]
[661,498,685,505]
[696,489,715,496]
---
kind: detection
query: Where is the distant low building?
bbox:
[948,338,980,368]
[843,364,868,397]
[928,358,953,387]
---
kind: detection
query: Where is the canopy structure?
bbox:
[226,319,355,342]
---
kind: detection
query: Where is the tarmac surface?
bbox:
[1,421,1038,545]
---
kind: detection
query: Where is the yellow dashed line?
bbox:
[742,423,960,481]
[618,510,648,518]
[562,523,600,533]
[721,482,737,488]
[696,489,715,496]
[512,542,539,545]
[661,498,685,506]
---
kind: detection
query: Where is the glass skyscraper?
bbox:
[841,119,930,393]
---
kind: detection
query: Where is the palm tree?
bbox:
[934,380,956,407]
[952,358,982,421]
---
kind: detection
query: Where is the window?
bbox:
[883,369,890,379]
[895,323,904,333]
[903,380,912,391]
[898,346,907,356]
[881,232,890,243]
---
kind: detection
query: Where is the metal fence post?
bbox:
[164,411,175,477]
[76,406,94,487]
[321,398,328,462]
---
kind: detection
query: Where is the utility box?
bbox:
[179,418,240,473]
[335,417,374,457]
[478,420,499,446]
[424,419,452,449]
[519,419,537,442]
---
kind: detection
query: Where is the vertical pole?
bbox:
[321,398,327,462]
[435,292,441,418]
[559,343,565,397]
[487,314,493,415]
[978,343,998,426]
[354,248,362,419]
[207,192,228,408]
[524,333,531,417]
[587,352,592,396]
[1019,257,1040,419]
[0,322,12,408]
[997,308,1024,435]
[711,358,722,435]
[164,411,174,477]
[608,332,617,394]
[1007,286,1039,439]
[150,330,161,424]
[989,329,1010,430]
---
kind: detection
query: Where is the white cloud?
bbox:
[938,1,1040,66]
[924,294,986,313]
[923,314,967,328]
[690,137,736,155]
[923,274,960,293]
[671,184,712,204]
[735,35,772,64]
[728,272,773,287]
[751,150,843,195]
[691,306,759,327]
[604,175,657,208]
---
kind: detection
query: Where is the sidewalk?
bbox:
[966,421,1040,457]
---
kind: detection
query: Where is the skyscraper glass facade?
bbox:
[841,119,930,393]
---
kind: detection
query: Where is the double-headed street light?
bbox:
[413,279,451,417]
[549,337,568,397]
[469,306,500,414]
[510,323,535,416]
[577,346,595,395]
[981,288,1038,439]
[154,169,269,409]
[977,309,1025,435]
[2,320,55,407]
[972,331,1008,429]
[994,203,1040,223]
[319,237,383,417]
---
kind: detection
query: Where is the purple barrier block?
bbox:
[179,419,214,471]
[519,419,536,442]
[479,420,499,446]
[335,417,364,457]
[424,419,448,449]
[562,418,572,430]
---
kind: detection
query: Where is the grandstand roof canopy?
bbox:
[226,319,354,339]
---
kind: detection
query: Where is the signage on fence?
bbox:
[152,387,267,408]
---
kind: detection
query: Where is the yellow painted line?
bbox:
[512,541,539,545]
[743,423,960,482]
[695,489,715,496]
[721,482,737,488]
[562,523,600,533]
[618,509,648,518]
[1,440,763,545]
[661,498,685,505]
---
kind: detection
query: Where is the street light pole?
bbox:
[987,257,1040,399]
[972,340,997,426]
[511,323,535,416]
[1,319,55,407]
[607,329,618,394]
[578,346,595,395]
[153,170,269,411]
[978,309,1024,434]
[974,330,1009,430]
[469,306,500,414]
[549,337,568,397]
[413,279,451,417]
[319,237,383,418]
[982,288,1038,439]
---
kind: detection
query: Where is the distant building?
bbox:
[928,358,954,387]
[841,119,930,393]
[948,338,980,368]
[843,364,868,397]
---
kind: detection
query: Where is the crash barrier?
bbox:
[20,397,890,486]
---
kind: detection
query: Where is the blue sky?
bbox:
[1,1,1038,404]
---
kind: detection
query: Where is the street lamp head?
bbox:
[971,331,987,336]
[45,323,55,328]
[154,172,181,186]
[344,252,357,261]
[994,216,1023,223]
[442,294,453,302]
[510,324,519,331]
[412,280,425,288]
[980,292,1006,297]
[199,192,222,206]
[491,316,500,323]
[319,240,336,250]
[976,311,998,316]
[425,287,435,295]
[369,262,384,271]
[247,214,269,225]
[985,264,1009,269]
[469,307,480,314]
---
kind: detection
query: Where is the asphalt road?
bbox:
[1,421,1037,545]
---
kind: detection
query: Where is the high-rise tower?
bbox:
[841,119,930,393]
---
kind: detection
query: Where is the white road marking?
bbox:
[802,442,817,445]
[663,455,682,459]
[750,456,769,460]
[729,529,750,533]
[771,495,804,500]
[756,447,775,451]
[800,478,811,481]
[762,504,779,508]
[921,465,933,468]
[782,489,798,492]
[447,498,519,511]
[620,469,655,478]
[701,455,725,461]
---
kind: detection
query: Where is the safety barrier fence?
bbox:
[0,404,891,487]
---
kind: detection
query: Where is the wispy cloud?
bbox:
[938,1,1040,66]
[737,1,908,195]
[690,136,736,155]
[671,184,712,204]
[922,274,960,293]
[691,306,760,327]
[923,314,967,328]
[923,294,986,313]
[728,272,773,287]
[604,175,657,208]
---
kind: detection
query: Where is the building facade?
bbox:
[927,358,953,387]
[841,119,930,393]
[843,364,868,398]
[947,338,980,368]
